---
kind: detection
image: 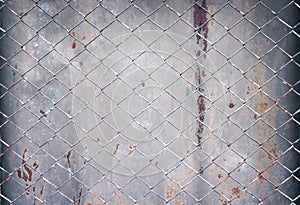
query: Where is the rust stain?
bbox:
[209,6,215,14]
[246,86,251,95]
[253,97,269,116]
[25,183,30,195]
[82,35,86,41]
[18,149,33,183]
[257,161,276,181]
[237,162,243,172]
[67,150,72,168]
[245,1,251,10]
[209,167,213,176]
[40,109,47,117]
[33,161,39,170]
[218,173,247,200]
[267,153,272,161]
[113,144,120,155]
[78,185,83,205]
[271,148,278,158]
[194,0,208,148]
[224,140,230,147]
[195,84,205,148]
[228,102,235,108]
[253,113,258,120]
[254,45,264,57]
[72,30,77,49]
[250,61,276,178]
[35,174,43,183]
[249,176,254,183]
[183,149,190,156]
[40,180,45,195]
[33,186,38,205]
[219,194,228,205]
[22,172,28,182]
[175,197,185,205]
[167,179,175,199]
[237,161,243,167]
[73,189,76,204]
[88,186,107,204]
[72,41,77,49]
[257,102,268,112]
[17,169,22,178]
[99,193,106,202]
[258,172,264,181]
[141,79,145,87]
[199,166,204,174]
[217,173,223,179]
[194,0,208,48]
[231,187,241,198]
[129,144,133,155]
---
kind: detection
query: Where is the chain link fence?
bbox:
[0,0,299,204]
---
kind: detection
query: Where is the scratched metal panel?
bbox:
[0,0,299,205]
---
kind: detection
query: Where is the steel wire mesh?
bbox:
[0,0,299,204]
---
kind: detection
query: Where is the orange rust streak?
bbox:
[166,180,175,199]
[21,149,33,182]
[271,148,278,158]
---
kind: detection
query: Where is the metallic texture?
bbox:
[0,0,299,204]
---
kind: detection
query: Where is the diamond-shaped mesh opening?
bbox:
[0,0,299,204]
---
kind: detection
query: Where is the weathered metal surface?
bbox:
[0,0,299,204]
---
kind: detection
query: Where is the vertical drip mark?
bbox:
[193,0,208,148]
[195,71,206,148]
[78,185,83,205]
[193,0,208,53]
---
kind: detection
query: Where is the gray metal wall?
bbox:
[0,0,299,204]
